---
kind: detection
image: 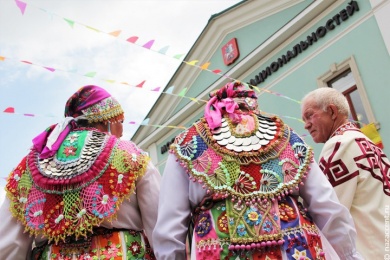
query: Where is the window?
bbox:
[327,69,369,127]
[317,56,379,129]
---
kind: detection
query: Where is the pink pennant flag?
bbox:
[151,87,160,92]
[21,60,32,64]
[212,69,222,74]
[3,107,15,113]
[127,36,139,43]
[143,40,154,49]
[3,177,7,181]
[15,0,27,15]
[109,30,121,37]
[0,56,5,61]
[128,121,137,124]
[136,80,145,88]
[43,66,55,72]
[23,113,34,117]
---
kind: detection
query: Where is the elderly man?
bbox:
[301,87,390,259]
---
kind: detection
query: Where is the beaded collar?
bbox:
[195,115,290,165]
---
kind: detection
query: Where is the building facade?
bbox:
[132,0,390,174]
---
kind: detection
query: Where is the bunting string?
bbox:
[9,0,301,104]
[0,53,298,104]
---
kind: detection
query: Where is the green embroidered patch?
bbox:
[57,131,88,160]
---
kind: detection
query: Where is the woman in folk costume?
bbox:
[0,85,161,259]
[153,81,362,259]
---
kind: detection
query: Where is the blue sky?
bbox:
[0,0,242,192]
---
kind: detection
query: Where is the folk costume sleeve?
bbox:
[0,197,34,259]
[152,153,193,260]
[299,161,362,260]
[0,156,34,259]
[134,161,161,248]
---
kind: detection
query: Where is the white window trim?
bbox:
[316,55,380,129]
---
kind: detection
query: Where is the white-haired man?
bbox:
[301,87,390,259]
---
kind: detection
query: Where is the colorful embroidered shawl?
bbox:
[6,129,149,244]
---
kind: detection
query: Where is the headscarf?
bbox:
[204,81,257,129]
[33,85,124,159]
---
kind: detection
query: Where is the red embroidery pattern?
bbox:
[319,142,359,187]
[354,138,390,196]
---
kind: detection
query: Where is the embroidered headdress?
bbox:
[33,85,124,159]
[204,81,258,130]
[64,85,124,123]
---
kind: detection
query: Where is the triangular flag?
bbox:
[15,0,27,15]
[158,46,169,54]
[190,98,199,103]
[178,88,187,97]
[120,82,130,85]
[201,62,210,70]
[173,54,184,59]
[151,87,160,92]
[0,56,5,61]
[252,86,260,92]
[104,79,115,83]
[141,118,150,125]
[84,72,96,77]
[43,66,55,72]
[186,60,198,66]
[3,107,15,113]
[23,113,34,117]
[143,40,154,49]
[21,60,32,64]
[136,80,145,88]
[165,86,174,94]
[109,30,121,37]
[64,18,75,28]
[127,36,138,43]
[85,26,100,32]
[128,121,137,124]
[212,69,222,74]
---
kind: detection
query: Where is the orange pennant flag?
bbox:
[201,62,210,70]
[109,30,121,37]
[0,56,5,61]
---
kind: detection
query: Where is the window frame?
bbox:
[316,55,380,129]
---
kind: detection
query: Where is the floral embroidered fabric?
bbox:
[171,116,326,259]
[6,130,149,245]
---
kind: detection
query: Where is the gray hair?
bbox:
[301,87,350,116]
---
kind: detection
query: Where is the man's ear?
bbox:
[328,104,338,120]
